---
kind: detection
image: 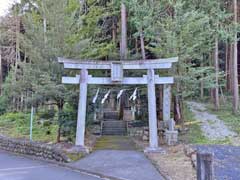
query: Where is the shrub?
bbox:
[38,108,56,120]
[0,96,8,115]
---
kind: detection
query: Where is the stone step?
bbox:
[102,121,126,128]
[103,111,119,120]
[102,128,127,132]
[103,119,121,121]
[102,132,126,136]
[102,126,126,130]
[101,120,127,135]
[102,129,127,135]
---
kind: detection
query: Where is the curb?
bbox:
[59,164,131,180]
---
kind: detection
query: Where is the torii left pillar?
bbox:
[145,69,165,153]
[76,69,88,146]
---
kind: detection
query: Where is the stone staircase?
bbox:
[101,111,127,136]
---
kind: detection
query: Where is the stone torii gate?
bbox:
[58,57,178,152]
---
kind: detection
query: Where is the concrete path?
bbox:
[0,150,103,180]
[187,101,237,140]
[70,150,164,180]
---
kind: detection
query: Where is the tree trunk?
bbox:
[120,3,127,60]
[214,38,220,110]
[112,17,117,43]
[0,49,2,96]
[140,29,146,60]
[13,17,20,111]
[57,102,64,143]
[41,0,47,43]
[119,3,128,119]
[135,37,138,54]
[158,85,163,120]
[200,60,204,99]
[174,83,183,125]
[43,17,47,43]
[226,43,230,91]
[79,0,86,14]
[229,44,234,93]
[233,0,239,114]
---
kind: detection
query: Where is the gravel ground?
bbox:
[187,101,237,140]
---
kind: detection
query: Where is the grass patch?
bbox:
[66,153,85,161]
[0,112,58,142]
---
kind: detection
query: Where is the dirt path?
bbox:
[147,144,197,180]
[187,101,239,144]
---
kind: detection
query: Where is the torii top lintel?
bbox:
[58,57,178,70]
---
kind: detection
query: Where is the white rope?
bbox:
[92,88,100,104]
[101,90,111,104]
[117,89,125,100]
[129,88,138,101]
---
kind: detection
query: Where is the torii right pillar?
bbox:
[163,84,171,122]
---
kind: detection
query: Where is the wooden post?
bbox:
[76,69,88,146]
[163,84,171,121]
[30,106,34,141]
[197,152,214,180]
[147,69,158,149]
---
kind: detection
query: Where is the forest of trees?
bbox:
[0,0,239,141]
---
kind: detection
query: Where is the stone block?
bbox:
[144,147,166,154]
[164,130,178,146]
[158,121,165,130]
[123,110,133,121]
[142,135,149,141]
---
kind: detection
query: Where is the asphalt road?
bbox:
[195,145,240,180]
[0,150,103,180]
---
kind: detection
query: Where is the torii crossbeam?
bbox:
[58,57,178,152]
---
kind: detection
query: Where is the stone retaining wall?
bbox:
[128,127,144,137]
[0,135,70,162]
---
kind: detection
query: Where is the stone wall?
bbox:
[128,127,144,137]
[127,121,147,138]
[0,135,70,162]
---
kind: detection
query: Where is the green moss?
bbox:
[94,136,137,150]
[210,138,232,145]
[66,153,85,161]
